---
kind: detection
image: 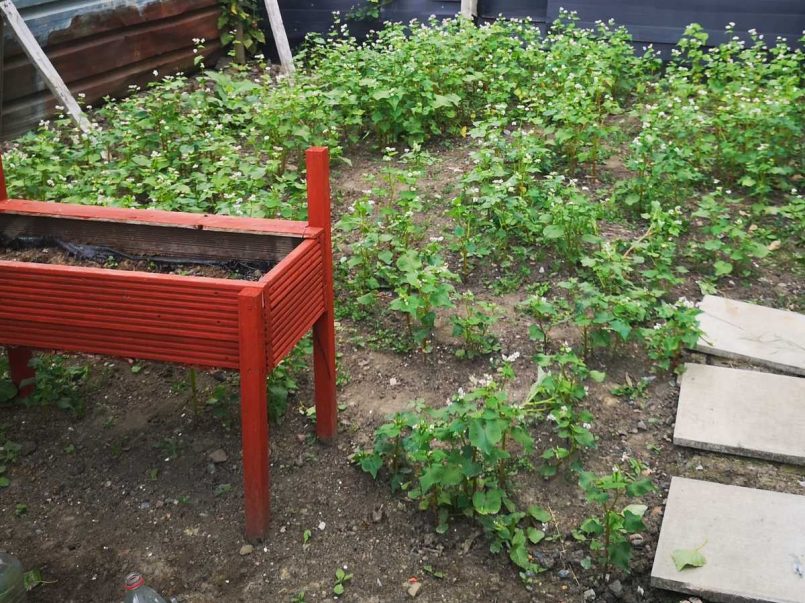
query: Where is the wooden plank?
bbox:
[0,199,310,237]
[0,214,298,263]
[6,346,34,398]
[0,258,252,290]
[0,154,6,200]
[238,287,271,540]
[0,0,92,134]
[0,261,247,368]
[306,147,336,441]
[1,16,5,139]
[263,0,295,74]
[265,239,324,366]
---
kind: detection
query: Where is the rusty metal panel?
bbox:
[1,0,221,139]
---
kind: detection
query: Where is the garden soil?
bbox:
[1,142,803,603]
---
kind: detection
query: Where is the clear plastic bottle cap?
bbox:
[125,572,145,591]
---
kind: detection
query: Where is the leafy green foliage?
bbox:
[218,0,266,61]
[639,300,702,373]
[332,568,353,596]
[525,349,603,476]
[205,383,239,427]
[388,250,457,352]
[522,291,570,350]
[25,355,90,416]
[617,23,803,211]
[688,191,772,279]
[0,355,17,403]
[355,372,552,577]
[0,424,21,489]
[268,337,312,423]
[4,15,802,589]
[576,461,655,572]
[450,293,501,359]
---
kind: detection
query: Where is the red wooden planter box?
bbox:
[0,147,337,540]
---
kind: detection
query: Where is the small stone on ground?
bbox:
[208,449,228,463]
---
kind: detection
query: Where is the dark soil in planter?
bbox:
[0,240,274,281]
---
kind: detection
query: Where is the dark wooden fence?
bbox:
[1,0,220,139]
[276,0,805,54]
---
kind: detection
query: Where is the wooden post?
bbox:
[460,0,478,19]
[262,0,295,74]
[234,21,247,64]
[0,152,7,200]
[0,155,35,398]
[7,347,34,398]
[306,147,336,441]
[0,1,93,134]
[238,287,270,540]
[1,16,5,139]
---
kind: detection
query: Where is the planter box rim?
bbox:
[0,198,319,238]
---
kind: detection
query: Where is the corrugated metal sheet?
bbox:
[1,0,221,139]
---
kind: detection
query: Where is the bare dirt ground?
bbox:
[1,141,803,603]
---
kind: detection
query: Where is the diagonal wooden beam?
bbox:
[262,0,295,74]
[0,0,93,134]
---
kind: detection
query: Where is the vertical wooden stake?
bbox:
[460,0,478,19]
[306,147,337,441]
[263,0,295,74]
[1,16,5,140]
[238,287,270,540]
[0,153,7,200]
[7,347,34,398]
[0,0,93,134]
[234,21,247,64]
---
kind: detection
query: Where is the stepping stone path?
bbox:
[674,363,805,465]
[696,294,805,376]
[652,477,805,603]
[652,296,805,603]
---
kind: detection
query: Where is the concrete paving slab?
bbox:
[695,295,805,376]
[652,477,805,603]
[674,364,805,465]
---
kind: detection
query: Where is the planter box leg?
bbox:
[238,289,270,541]
[313,313,336,440]
[7,347,34,398]
[306,147,337,441]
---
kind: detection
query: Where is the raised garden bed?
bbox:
[0,147,337,540]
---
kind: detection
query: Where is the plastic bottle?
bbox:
[0,552,26,603]
[123,572,167,603]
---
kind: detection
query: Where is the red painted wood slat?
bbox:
[307,148,337,441]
